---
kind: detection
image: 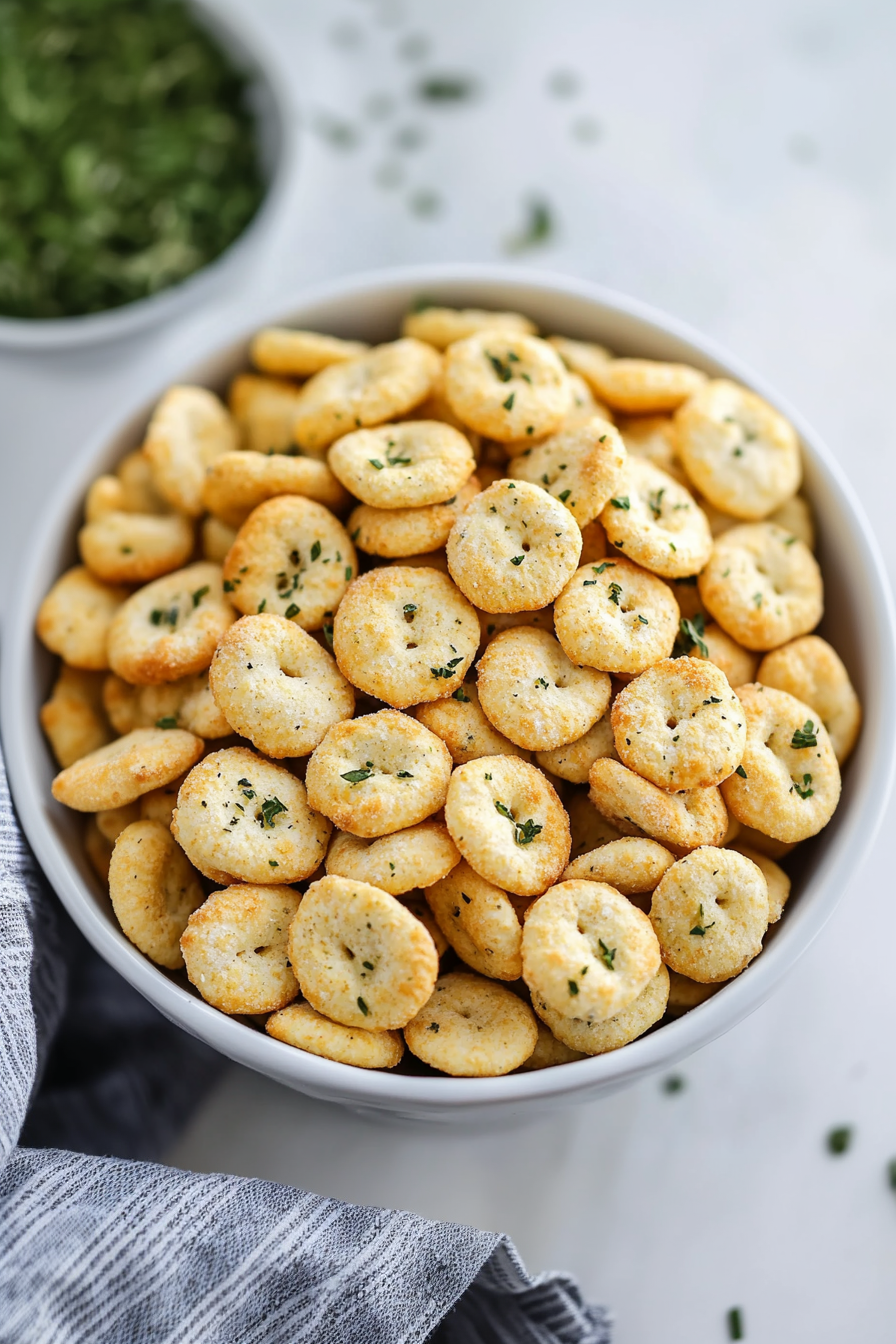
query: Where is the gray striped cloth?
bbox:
[0,740,611,1343]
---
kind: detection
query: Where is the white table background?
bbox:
[4,2,896,1340]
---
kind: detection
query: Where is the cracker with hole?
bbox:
[181,883,302,1014]
[447,479,582,613]
[404,971,538,1076]
[333,565,479,708]
[306,710,453,837]
[444,756,570,896]
[171,745,331,883]
[288,874,439,1030]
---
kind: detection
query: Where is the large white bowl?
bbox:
[0,0,295,351]
[5,265,895,1124]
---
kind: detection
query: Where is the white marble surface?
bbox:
[5,2,896,1340]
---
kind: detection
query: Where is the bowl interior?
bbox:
[5,267,894,1121]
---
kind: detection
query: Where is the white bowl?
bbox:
[0,0,294,351]
[5,264,895,1124]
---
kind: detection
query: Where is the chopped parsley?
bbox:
[285,603,300,619]
[310,540,321,562]
[593,562,615,574]
[452,686,471,702]
[690,903,715,937]
[598,939,616,971]
[369,458,384,470]
[735,765,747,779]
[192,585,209,608]
[269,859,279,868]
[486,351,513,382]
[673,613,708,659]
[259,796,288,827]
[503,392,515,411]
[417,74,477,102]
[827,1125,852,1155]
[431,657,464,678]
[403,603,417,622]
[558,488,571,502]
[506,196,554,252]
[341,767,374,784]
[791,720,818,749]
[608,582,623,605]
[792,773,814,800]
[568,979,579,996]
[494,800,543,846]
[357,997,369,1017]
[610,496,630,510]
[155,716,178,729]
[727,1307,744,1341]
[648,488,665,519]
[396,770,414,779]
[510,554,525,566]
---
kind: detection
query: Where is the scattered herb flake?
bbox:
[357,996,369,1016]
[192,585,209,608]
[598,939,616,971]
[735,765,747,779]
[662,1075,686,1094]
[341,767,374,784]
[259,796,288,828]
[506,197,554,252]
[155,716,178,730]
[690,903,715,937]
[610,496,630,510]
[791,720,818,749]
[727,1307,744,1341]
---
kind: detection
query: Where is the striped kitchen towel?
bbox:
[0,740,610,1343]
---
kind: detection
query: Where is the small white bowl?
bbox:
[5,265,895,1124]
[0,0,294,352]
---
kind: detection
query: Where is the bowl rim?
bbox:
[0,0,296,352]
[5,261,895,1111]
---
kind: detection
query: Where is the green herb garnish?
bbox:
[598,939,616,971]
[192,585,209,608]
[155,716,178,729]
[357,997,369,1017]
[727,1307,744,1340]
[259,796,288,827]
[452,686,470,702]
[568,979,579,996]
[0,0,264,321]
[310,540,321,562]
[827,1125,852,1155]
[735,765,747,779]
[503,392,515,411]
[608,582,622,605]
[510,555,525,566]
[593,562,615,574]
[690,903,715,937]
[793,773,814,799]
[506,197,554,252]
[610,496,630,510]
[791,720,818,749]
[341,768,374,785]
[417,74,476,102]
[284,603,300,619]
[673,613,708,659]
